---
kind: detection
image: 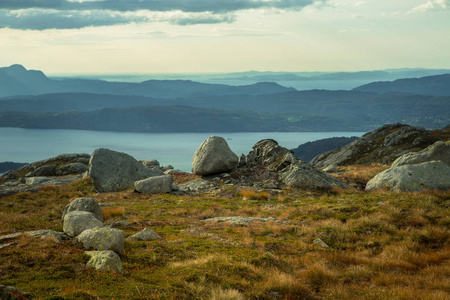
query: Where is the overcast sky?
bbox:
[0,0,449,73]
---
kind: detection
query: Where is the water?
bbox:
[0,128,364,172]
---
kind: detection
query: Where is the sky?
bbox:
[0,0,449,74]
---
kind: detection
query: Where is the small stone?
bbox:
[85,250,123,274]
[127,228,162,241]
[313,238,329,248]
[202,216,277,225]
[141,159,160,168]
[111,220,130,228]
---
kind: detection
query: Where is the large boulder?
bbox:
[192,136,238,176]
[76,227,125,254]
[391,141,450,167]
[311,124,439,169]
[62,197,103,222]
[279,161,349,189]
[63,211,103,237]
[366,160,450,192]
[89,148,164,192]
[134,175,173,194]
[85,250,123,274]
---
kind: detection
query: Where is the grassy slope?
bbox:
[0,170,449,300]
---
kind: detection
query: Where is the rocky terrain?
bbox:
[0,124,449,299]
[310,123,448,169]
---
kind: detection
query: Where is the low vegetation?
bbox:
[1,168,449,299]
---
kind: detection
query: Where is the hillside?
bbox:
[0,163,449,299]
[0,91,449,132]
[354,73,450,96]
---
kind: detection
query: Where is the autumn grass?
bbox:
[1,166,450,299]
[334,163,390,188]
[240,188,270,200]
[101,206,125,221]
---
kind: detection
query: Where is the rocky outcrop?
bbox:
[391,141,450,167]
[85,250,123,274]
[0,153,90,198]
[0,174,82,198]
[246,139,291,168]
[239,139,348,189]
[63,211,103,237]
[15,153,90,176]
[366,161,450,192]
[127,228,162,241]
[311,124,439,169]
[62,197,104,222]
[89,148,164,192]
[134,175,173,194]
[76,227,125,254]
[191,136,238,176]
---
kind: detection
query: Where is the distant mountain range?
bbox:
[353,74,450,96]
[0,64,449,132]
[0,64,295,98]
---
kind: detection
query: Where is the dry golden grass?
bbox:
[335,163,390,188]
[240,188,270,200]
[101,206,125,220]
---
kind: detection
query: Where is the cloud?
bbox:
[168,12,236,26]
[0,0,320,13]
[409,0,449,14]
[0,9,241,29]
[0,0,325,30]
[0,9,148,30]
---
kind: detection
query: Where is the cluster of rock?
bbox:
[61,197,161,274]
[366,141,450,191]
[0,148,185,198]
[190,136,349,190]
[311,124,439,169]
